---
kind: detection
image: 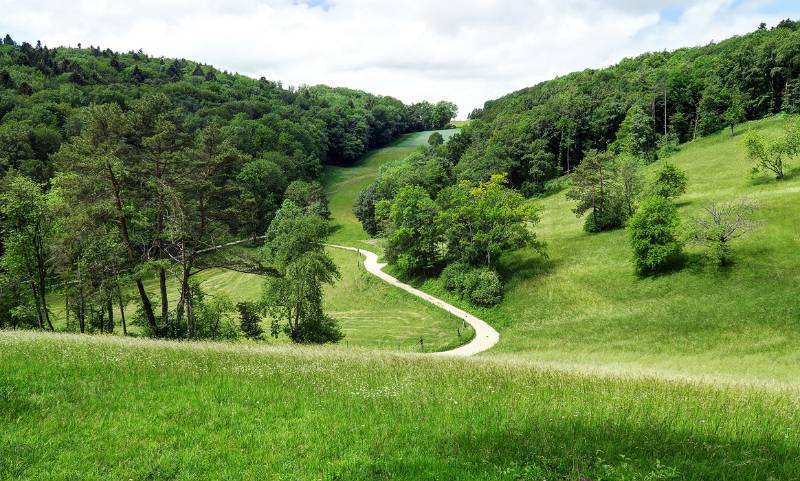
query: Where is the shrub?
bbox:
[628,196,683,273]
[651,162,687,200]
[463,268,503,306]
[440,262,471,294]
[583,207,627,233]
[688,198,762,266]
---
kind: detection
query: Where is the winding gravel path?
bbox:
[326,244,499,356]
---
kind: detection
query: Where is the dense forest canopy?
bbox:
[456,19,800,193]
[0,36,457,336]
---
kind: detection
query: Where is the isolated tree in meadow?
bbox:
[0,174,60,330]
[437,173,541,267]
[567,150,627,232]
[651,162,688,200]
[428,131,444,147]
[743,120,800,180]
[385,185,441,275]
[689,198,762,266]
[284,180,330,219]
[723,88,747,136]
[628,196,683,274]
[262,200,342,344]
[431,101,458,129]
[617,155,645,218]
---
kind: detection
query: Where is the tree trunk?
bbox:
[98,305,105,334]
[106,160,158,333]
[78,297,85,334]
[107,297,114,333]
[159,267,168,336]
[37,269,53,331]
[135,279,158,334]
[118,291,127,336]
[31,284,44,329]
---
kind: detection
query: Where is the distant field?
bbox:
[324,129,459,247]
[46,245,470,353]
[2,331,798,481]
[409,116,800,384]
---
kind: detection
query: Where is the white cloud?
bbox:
[1,0,798,117]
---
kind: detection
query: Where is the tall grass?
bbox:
[2,331,798,480]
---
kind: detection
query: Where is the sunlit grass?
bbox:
[2,330,798,481]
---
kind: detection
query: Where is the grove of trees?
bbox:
[0,37,456,340]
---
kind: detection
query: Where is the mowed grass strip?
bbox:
[324,129,459,247]
[1,331,798,481]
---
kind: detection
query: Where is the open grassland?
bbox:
[409,116,800,384]
[2,331,799,481]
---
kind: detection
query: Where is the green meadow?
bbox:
[2,330,798,481]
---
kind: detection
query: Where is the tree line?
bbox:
[0,37,456,339]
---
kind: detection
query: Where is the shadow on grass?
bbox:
[497,250,559,284]
[636,252,706,278]
[423,419,800,480]
[334,414,800,480]
[749,167,800,185]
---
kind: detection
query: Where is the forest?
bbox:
[452,19,800,193]
[0,35,457,338]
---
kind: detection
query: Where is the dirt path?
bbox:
[326,245,499,356]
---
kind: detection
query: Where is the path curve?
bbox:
[326,244,499,356]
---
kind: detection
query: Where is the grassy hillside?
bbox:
[411,115,800,384]
[324,129,459,247]
[2,331,798,480]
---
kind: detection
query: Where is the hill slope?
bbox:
[409,115,800,384]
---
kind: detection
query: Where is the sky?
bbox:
[1,0,799,118]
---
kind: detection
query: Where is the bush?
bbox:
[463,268,503,306]
[440,262,470,293]
[628,196,683,273]
[440,262,503,306]
[583,207,627,233]
[651,162,688,199]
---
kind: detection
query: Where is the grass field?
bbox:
[405,116,800,384]
[324,129,459,247]
[2,331,798,481]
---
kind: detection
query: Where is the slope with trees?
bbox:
[0,37,457,341]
